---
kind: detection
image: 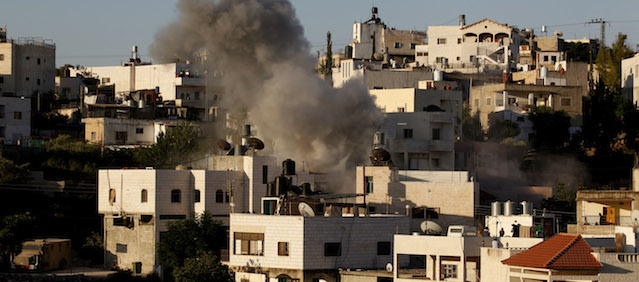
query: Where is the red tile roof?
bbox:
[501,234,603,270]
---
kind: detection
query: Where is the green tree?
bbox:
[0,158,30,183]
[56,64,75,77]
[43,135,101,180]
[595,33,635,92]
[0,212,35,255]
[540,183,576,212]
[582,82,627,154]
[462,104,485,141]
[158,211,225,272]
[172,251,233,282]
[529,107,571,151]
[487,120,521,142]
[318,31,333,77]
[134,121,199,168]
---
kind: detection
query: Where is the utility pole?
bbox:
[587,18,607,46]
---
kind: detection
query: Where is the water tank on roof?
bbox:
[503,201,514,216]
[282,159,295,176]
[491,201,502,216]
[345,46,353,59]
[139,100,146,109]
[540,66,549,79]
[521,201,532,215]
[434,70,443,82]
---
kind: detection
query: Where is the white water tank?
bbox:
[491,201,502,216]
[139,100,146,109]
[503,201,514,216]
[521,201,532,215]
[434,70,443,82]
[540,66,549,79]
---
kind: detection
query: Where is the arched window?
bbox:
[195,190,201,203]
[141,189,148,203]
[171,189,181,203]
[109,189,116,205]
[216,190,224,203]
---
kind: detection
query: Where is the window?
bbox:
[102,77,110,84]
[432,128,441,140]
[116,244,128,253]
[403,129,413,139]
[216,189,224,203]
[486,97,492,106]
[141,189,148,203]
[560,97,571,107]
[194,91,200,100]
[432,158,440,168]
[397,107,405,112]
[109,189,116,205]
[470,55,475,62]
[543,55,549,62]
[410,43,416,49]
[136,128,144,134]
[517,116,525,122]
[377,242,391,255]
[457,38,462,44]
[171,189,181,203]
[262,165,268,184]
[26,56,30,60]
[394,42,403,48]
[37,78,40,85]
[0,77,3,84]
[0,105,4,118]
[442,264,457,279]
[0,126,4,138]
[90,132,96,140]
[551,55,557,62]
[37,58,41,65]
[234,232,264,256]
[115,131,127,144]
[437,38,446,44]
[195,189,201,203]
[365,176,373,194]
[456,56,460,61]
[324,242,341,256]
[0,54,4,60]
[278,242,289,256]
[25,77,29,81]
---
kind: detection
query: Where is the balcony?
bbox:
[175,76,204,86]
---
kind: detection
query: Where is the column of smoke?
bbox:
[151,0,382,186]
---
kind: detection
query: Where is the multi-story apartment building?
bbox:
[0,95,30,144]
[97,155,280,274]
[370,88,462,170]
[0,27,56,98]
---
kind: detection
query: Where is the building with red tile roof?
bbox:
[502,233,602,270]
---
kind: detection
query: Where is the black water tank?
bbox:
[266,181,276,197]
[275,176,289,195]
[282,159,295,176]
[301,183,312,195]
[345,46,353,59]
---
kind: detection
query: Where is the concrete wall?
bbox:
[104,215,156,274]
[622,53,639,106]
[595,253,639,282]
[0,95,31,144]
[84,117,156,146]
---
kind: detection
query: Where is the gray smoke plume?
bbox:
[151,0,382,172]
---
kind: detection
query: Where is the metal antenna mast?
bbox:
[587,18,607,46]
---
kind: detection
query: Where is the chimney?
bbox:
[132,45,139,61]
[459,15,466,27]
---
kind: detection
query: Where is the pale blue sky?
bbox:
[2,0,638,67]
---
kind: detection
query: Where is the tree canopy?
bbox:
[487,120,521,142]
[172,250,232,282]
[462,104,485,141]
[595,33,635,92]
[529,107,571,151]
[0,212,35,255]
[134,121,200,168]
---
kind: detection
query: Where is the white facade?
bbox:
[229,213,409,282]
[0,28,56,97]
[355,166,478,230]
[0,95,31,144]
[426,19,521,73]
[622,53,639,106]
[394,234,541,282]
[83,117,200,147]
[97,155,280,274]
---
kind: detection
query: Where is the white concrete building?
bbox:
[98,155,280,274]
[370,88,462,170]
[621,53,639,106]
[0,95,30,144]
[332,59,434,89]
[394,232,541,282]
[426,19,522,73]
[229,213,409,282]
[55,76,85,101]
[354,166,479,230]
[83,117,200,147]
[0,27,56,98]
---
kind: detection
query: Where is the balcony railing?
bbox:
[580,216,635,226]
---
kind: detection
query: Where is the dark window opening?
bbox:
[195,189,201,203]
[278,242,289,256]
[403,129,413,139]
[377,241,391,255]
[432,128,441,140]
[171,189,181,203]
[116,243,127,253]
[262,165,268,184]
[159,214,187,220]
[216,189,224,203]
[141,189,148,203]
[324,242,341,256]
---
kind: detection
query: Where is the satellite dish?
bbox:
[420,221,444,235]
[248,138,265,150]
[373,52,383,61]
[298,202,315,217]
[385,263,393,272]
[632,210,639,226]
[372,148,391,162]
[554,30,563,37]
